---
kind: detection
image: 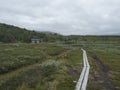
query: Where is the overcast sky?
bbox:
[0,0,120,35]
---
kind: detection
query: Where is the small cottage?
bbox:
[31,39,43,44]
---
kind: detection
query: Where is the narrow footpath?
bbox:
[75,49,90,90]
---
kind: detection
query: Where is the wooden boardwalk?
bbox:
[75,49,90,90]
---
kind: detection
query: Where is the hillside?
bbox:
[0,23,119,43]
[0,23,62,43]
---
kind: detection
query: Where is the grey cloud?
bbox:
[0,0,120,35]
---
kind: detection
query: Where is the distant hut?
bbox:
[64,38,72,43]
[31,39,43,44]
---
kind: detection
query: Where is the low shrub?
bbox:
[40,60,61,77]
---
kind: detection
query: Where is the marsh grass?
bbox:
[85,41,120,90]
[0,43,82,90]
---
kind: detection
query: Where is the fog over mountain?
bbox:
[0,0,120,35]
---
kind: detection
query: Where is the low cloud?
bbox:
[0,0,120,35]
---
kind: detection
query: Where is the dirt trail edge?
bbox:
[88,51,115,90]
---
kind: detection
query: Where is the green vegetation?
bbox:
[0,23,119,44]
[89,46,120,90]
[0,23,120,90]
[84,40,120,90]
[0,43,82,90]
[0,23,63,43]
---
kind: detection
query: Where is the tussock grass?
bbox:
[85,41,120,90]
[0,43,82,90]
